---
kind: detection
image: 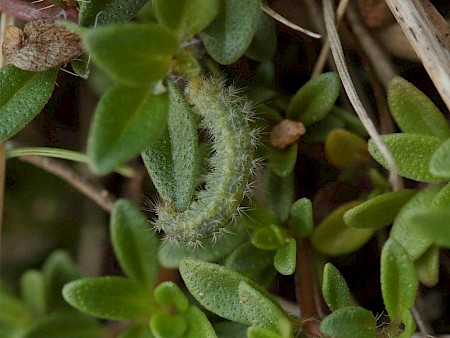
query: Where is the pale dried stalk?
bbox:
[322,0,402,191]
[383,0,450,111]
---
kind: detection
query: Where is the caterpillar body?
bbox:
[154,76,258,246]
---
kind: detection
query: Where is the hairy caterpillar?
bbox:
[154,76,259,247]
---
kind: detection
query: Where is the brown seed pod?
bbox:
[2,19,83,72]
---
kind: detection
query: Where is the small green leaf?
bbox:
[388,77,450,139]
[119,322,156,338]
[238,282,291,333]
[185,306,218,338]
[289,198,313,238]
[325,129,370,168]
[20,270,46,314]
[329,107,367,137]
[266,171,294,223]
[247,326,282,338]
[87,84,168,174]
[286,72,340,125]
[322,263,356,312]
[83,23,178,86]
[268,144,298,177]
[62,277,155,320]
[245,13,277,62]
[310,200,375,256]
[343,189,417,229]
[21,312,102,338]
[381,239,417,321]
[179,258,281,325]
[79,0,148,26]
[433,182,450,208]
[154,282,189,313]
[273,238,296,275]
[0,65,57,141]
[150,312,187,338]
[0,291,33,327]
[111,199,159,287]
[252,225,286,250]
[430,138,450,178]
[142,82,199,210]
[415,245,439,287]
[320,306,377,338]
[201,0,261,65]
[368,133,446,183]
[154,0,219,40]
[214,321,248,338]
[402,207,450,248]
[399,309,416,338]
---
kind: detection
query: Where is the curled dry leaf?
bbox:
[270,119,305,149]
[2,19,83,72]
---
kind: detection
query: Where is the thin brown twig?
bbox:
[18,155,117,213]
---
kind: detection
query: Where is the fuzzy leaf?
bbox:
[20,270,46,314]
[325,129,370,168]
[0,65,57,141]
[310,201,375,256]
[201,0,261,64]
[268,144,298,177]
[111,199,159,287]
[142,82,199,210]
[273,238,296,275]
[154,282,189,313]
[150,312,187,338]
[79,0,148,26]
[430,138,450,178]
[83,23,178,86]
[289,198,313,238]
[286,72,340,125]
[87,84,168,174]
[399,309,416,338]
[343,189,417,229]
[62,277,155,320]
[252,225,286,250]
[245,13,277,62]
[154,0,219,40]
[368,133,445,183]
[415,245,439,287]
[185,306,218,338]
[247,327,282,338]
[214,322,248,338]
[322,263,356,312]
[388,77,450,139]
[381,239,417,321]
[179,258,282,325]
[21,312,102,338]
[266,171,294,223]
[320,306,377,338]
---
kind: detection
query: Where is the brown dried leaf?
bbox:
[270,119,305,149]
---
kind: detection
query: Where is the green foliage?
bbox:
[273,238,296,276]
[289,198,313,238]
[414,245,439,287]
[268,144,298,177]
[0,65,57,141]
[325,129,370,168]
[265,171,294,223]
[184,306,218,338]
[78,0,149,26]
[430,138,450,178]
[150,312,187,338]
[245,13,277,62]
[154,282,189,313]
[320,306,377,338]
[322,263,356,312]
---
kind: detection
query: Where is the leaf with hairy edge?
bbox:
[111,199,159,287]
[62,277,155,320]
[0,65,57,141]
[154,0,219,40]
[87,84,168,174]
[388,77,450,139]
[320,306,377,338]
[79,0,148,26]
[287,72,340,125]
[185,306,218,338]
[343,189,417,229]
[430,138,450,178]
[322,263,356,312]
[201,0,261,65]
[368,133,445,183]
[381,239,417,321]
[83,24,178,86]
[179,258,284,325]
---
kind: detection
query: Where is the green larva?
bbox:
[153,76,259,247]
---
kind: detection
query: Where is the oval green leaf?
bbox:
[415,245,439,287]
[185,306,218,338]
[310,201,375,256]
[273,238,296,276]
[265,170,294,223]
[154,282,189,313]
[0,65,57,141]
[289,197,313,238]
[79,0,148,27]
[201,0,261,65]
[368,133,445,183]
[62,277,155,320]
[0,291,33,327]
[322,263,356,312]
[83,23,178,86]
[325,129,370,168]
[380,239,417,321]
[268,143,298,177]
[245,13,277,62]
[286,72,340,126]
[430,138,450,178]
[388,76,450,139]
[154,0,219,40]
[252,225,285,251]
[320,306,377,338]
[20,270,46,314]
[150,312,187,338]
[343,189,417,229]
[111,199,159,287]
[87,84,168,174]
